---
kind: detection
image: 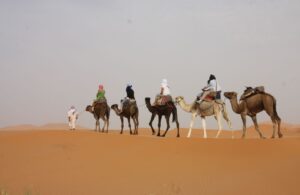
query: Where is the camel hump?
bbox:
[240,86,265,100]
[198,101,215,116]
[215,99,224,105]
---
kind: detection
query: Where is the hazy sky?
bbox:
[1,0,299,130]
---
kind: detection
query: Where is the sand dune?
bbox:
[0,124,299,194]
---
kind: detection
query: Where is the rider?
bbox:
[121,83,135,111]
[92,84,106,109]
[126,83,135,100]
[96,84,106,101]
[197,74,222,103]
[154,78,172,106]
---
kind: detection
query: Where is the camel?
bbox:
[145,97,180,137]
[224,91,282,139]
[175,96,231,138]
[86,101,110,132]
[111,100,139,135]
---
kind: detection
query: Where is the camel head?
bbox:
[145,97,151,104]
[224,92,238,100]
[85,105,93,113]
[111,104,119,110]
[175,96,184,104]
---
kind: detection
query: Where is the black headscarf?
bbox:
[207,74,216,84]
[126,85,135,99]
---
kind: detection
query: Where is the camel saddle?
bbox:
[122,98,136,109]
[240,86,265,101]
[203,91,217,102]
[156,95,173,106]
[201,91,223,103]
[94,97,107,104]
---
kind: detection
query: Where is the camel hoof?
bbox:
[261,136,266,139]
[270,136,275,139]
[177,135,180,138]
[279,134,283,138]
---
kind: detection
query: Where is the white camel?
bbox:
[175,96,232,138]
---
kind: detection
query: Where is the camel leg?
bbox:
[175,118,180,138]
[157,115,162,137]
[101,118,105,133]
[103,119,107,133]
[187,113,196,138]
[241,115,247,138]
[133,117,138,135]
[149,114,156,135]
[201,117,207,139]
[162,115,170,137]
[106,118,109,133]
[269,114,282,138]
[127,117,132,135]
[215,112,222,138]
[136,116,139,135]
[96,120,100,132]
[120,117,124,134]
[251,116,265,139]
[222,104,232,128]
[271,119,277,139]
[277,117,283,138]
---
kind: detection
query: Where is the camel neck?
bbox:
[112,107,122,115]
[229,97,244,114]
[178,99,193,113]
[145,100,154,112]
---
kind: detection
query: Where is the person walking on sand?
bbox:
[67,106,78,130]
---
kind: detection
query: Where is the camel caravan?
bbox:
[85,76,282,139]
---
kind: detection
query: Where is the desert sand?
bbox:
[0,124,299,195]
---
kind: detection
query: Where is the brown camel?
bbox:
[111,100,139,135]
[86,102,110,132]
[145,97,180,137]
[224,91,282,139]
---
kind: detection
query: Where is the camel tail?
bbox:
[106,107,110,120]
[172,106,177,123]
